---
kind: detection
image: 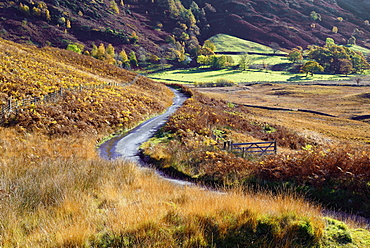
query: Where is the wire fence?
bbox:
[0,74,141,124]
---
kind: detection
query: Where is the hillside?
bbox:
[2,0,370,57]
[0,37,174,135]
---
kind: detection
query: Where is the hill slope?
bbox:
[0,37,173,135]
[2,0,370,54]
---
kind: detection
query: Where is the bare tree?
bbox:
[354,77,362,85]
[269,42,280,54]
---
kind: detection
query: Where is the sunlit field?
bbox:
[149,68,356,84]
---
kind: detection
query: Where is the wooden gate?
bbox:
[223,141,277,156]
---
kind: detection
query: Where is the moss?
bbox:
[322,217,354,247]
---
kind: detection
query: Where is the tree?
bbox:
[19,3,30,16]
[326,38,335,46]
[66,19,71,29]
[44,9,51,21]
[348,36,356,45]
[301,61,324,76]
[197,55,210,66]
[338,59,353,76]
[239,54,252,70]
[310,11,321,21]
[130,31,138,44]
[66,43,84,54]
[288,47,303,63]
[110,0,120,14]
[198,47,214,56]
[106,44,115,58]
[119,48,129,65]
[269,42,280,54]
[209,55,233,69]
[96,43,106,60]
[91,44,98,58]
[354,77,362,85]
[129,51,138,67]
[32,7,42,17]
[149,54,160,63]
[203,40,216,53]
[308,43,369,74]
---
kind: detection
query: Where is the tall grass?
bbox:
[0,127,327,247]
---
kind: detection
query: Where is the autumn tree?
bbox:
[307,43,369,74]
[19,3,30,16]
[301,61,324,76]
[203,40,216,53]
[96,43,106,60]
[66,43,84,54]
[106,44,115,58]
[310,11,321,21]
[130,31,139,44]
[90,43,98,58]
[288,47,303,63]
[129,51,138,67]
[110,0,120,14]
[119,48,129,67]
[338,59,353,76]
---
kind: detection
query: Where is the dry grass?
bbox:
[141,85,370,223]
[196,83,370,144]
[0,127,327,247]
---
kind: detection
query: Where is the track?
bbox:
[98,88,189,184]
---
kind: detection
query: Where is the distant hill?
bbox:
[1,0,370,55]
[204,0,370,50]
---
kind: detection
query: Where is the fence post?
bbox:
[7,99,12,112]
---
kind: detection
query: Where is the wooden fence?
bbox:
[0,75,141,124]
[223,140,277,156]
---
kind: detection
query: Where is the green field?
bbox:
[149,68,354,84]
[208,34,285,54]
[148,34,369,84]
[209,33,288,65]
[347,44,370,55]
[229,54,289,65]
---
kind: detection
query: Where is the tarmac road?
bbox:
[99,87,188,165]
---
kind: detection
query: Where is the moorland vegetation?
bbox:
[1,36,370,247]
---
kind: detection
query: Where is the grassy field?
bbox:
[208,34,286,54]
[196,83,370,144]
[149,68,356,84]
[149,34,370,84]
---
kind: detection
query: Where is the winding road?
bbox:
[99,87,187,166]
